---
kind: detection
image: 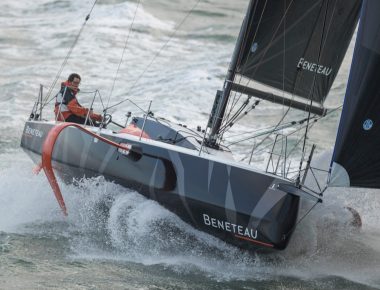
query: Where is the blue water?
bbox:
[0,0,379,289]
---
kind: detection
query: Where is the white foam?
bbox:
[1,150,380,284]
[0,157,62,232]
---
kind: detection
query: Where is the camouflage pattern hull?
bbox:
[21,120,300,251]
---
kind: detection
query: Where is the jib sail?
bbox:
[330,0,380,188]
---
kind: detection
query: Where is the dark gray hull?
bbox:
[21,120,300,251]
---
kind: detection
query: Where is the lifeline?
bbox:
[203,214,258,239]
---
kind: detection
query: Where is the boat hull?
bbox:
[21,120,300,251]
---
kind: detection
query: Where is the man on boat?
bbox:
[54,73,103,125]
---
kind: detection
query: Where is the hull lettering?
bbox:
[203,213,258,239]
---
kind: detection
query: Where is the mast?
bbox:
[207,0,255,145]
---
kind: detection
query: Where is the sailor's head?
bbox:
[68,73,81,89]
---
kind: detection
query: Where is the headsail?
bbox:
[330,0,380,188]
[232,0,361,115]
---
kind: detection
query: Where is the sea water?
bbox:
[0,0,379,289]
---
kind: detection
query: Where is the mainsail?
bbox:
[330,0,380,188]
[209,0,361,142]
[232,0,361,114]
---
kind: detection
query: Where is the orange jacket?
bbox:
[54,81,89,121]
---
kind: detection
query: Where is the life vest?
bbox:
[54,82,88,121]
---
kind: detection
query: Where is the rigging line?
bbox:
[222,90,240,129]
[309,166,329,173]
[221,0,263,132]
[296,0,330,185]
[288,2,327,112]
[174,130,203,139]
[226,118,304,139]
[235,122,313,154]
[281,102,343,144]
[153,117,203,138]
[219,104,258,137]
[105,0,202,111]
[235,109,306,165]
[226,1,267,118]
[42,0,99,108]
[318,1,337,59]
[233,0,324,128]
[110,98,153,115]
[167,128,205,140]
[281,0,287,163]
[71,90,97,94]
[299,183,327,196]
[285,123,315,157]
[285,0,335,119]
[309,167,322,192]
[105,0,142,111]
[42,88,98,106]
[250,106,291,154]
[238,3,326,125]
[277,122,318,175]
[282,168,306,175]
[219,93,244,135]
[244,0,318,77]
[169,135,203,146]
[221,0,299,139]
[236,0,294,90]
[238,119,318,160]
[43,87,102,108]
[218,0,262,135]
[95,90,106,110]
[281,0,286,100]
[276,118,317,158]
[217,97,251,134]
[217,87,251,137]
[227,116,317,146]
[223,99,260,129]
[284,199,321,239]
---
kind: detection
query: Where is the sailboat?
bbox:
[20,0,376,252]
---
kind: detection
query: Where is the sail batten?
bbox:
[232,0,361,110]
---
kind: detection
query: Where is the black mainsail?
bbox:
[233,0,361,106]
[330,0,380,188]
[209,0,361,142]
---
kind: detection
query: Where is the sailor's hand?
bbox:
[90,113,103,121]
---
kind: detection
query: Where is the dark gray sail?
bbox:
[330,0,380,188]
[232,0,361,113]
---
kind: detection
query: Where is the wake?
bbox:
[0,155,379,286]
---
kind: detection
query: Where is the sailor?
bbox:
[54,73,103,125]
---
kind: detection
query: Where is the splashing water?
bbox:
[1,151,380,287]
